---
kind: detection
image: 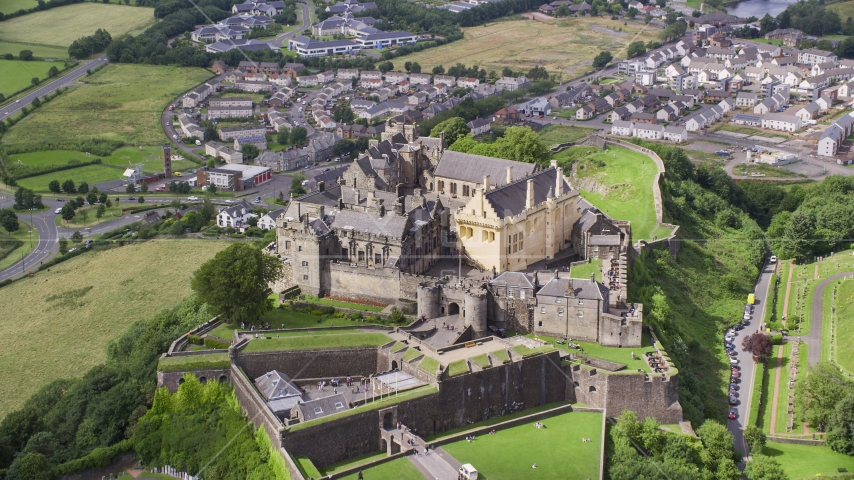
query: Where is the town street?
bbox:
[0,55,108,122]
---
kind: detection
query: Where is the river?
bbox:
[726,0,798,19]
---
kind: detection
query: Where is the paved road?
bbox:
[267,0,312,48]
[0,55,108,122]
[807,272,854,366]
[729,257,776,459]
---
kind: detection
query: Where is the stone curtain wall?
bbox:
[237,347,381,380]
[157,368,230,392]
[230,364,286,449]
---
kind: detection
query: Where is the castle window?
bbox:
[578,310,584,318]
[578,299,584,306]
[298,246,302,252]
[302,261,308,266]
[303,275,308,280]
[342,248,348,257]
[540,307,545,314]
[538,321,543,327]
[556,299,561,304]
[557,308,564,316]
[508,289,514,298]
[358,251,365,262]
[519,290,526,299]
[375,253,382,264]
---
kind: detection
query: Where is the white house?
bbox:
[761,113,802,132]
[662,125,687,143]
[634,124,664,140]
[258,208,284,230]
[216,201,254,228]
[611,120,634,137]
[735,92,757,107]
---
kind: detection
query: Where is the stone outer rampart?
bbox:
[157,368,230,392]
[236,347,381,380]
[231,364,286,448]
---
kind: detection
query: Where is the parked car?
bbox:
[728,409,737,420]
[128,196,136,200]
[730,357,739,366]
[770,255,777,263]
[187,196,199,201]
[56,198,64,202]
[729,396,738,405]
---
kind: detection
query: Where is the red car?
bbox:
[731,370,740,378]
[728,409,737,420]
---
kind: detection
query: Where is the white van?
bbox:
[459,464,478,480]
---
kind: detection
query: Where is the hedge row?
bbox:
[53,439,133,475]
[7,158,103,180]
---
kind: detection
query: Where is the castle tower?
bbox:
[163,145,173,179]
[416,284,440,319]
[464,290,488,334]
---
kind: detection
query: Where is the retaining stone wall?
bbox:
[157,368,230,392]
[231,364,285,449]
[236,347,380,380]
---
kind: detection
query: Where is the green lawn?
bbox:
[0,59,60,97]
[470,354,489,368]
[0,220,36,273]
[0,3,154,48]
[208,309,381,340]
[16,165,125,192]
[5,146,197,174]
[447,359,469,377]
[0,0,37,14]
[402,348,421,362]
[241,331,391,352]
[528,331,656,373]
[767,343,792,435]
[491,349,510,363]
[55,205,123,227]
[426,402,569,441]
[419,356,439,373]
[157,353,231,372]
[336,457,423,480]
[299,295,385,312]
[295,457,322,479]
[0,239,230,418]
[0,42,70,59]
[537,125,599,146]
[320,451,388,476]
[762,441,854,479]
[511,344,556,357]
[442,410,602,480]
[570,258,602,282]
[830,278,854,372]
[1,64,213,151]
[574,146,665,242]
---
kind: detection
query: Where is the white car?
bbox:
[770,255,777,263]
[187,196,199,201]
[54,208,63,214]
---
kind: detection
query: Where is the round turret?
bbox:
[464,290,488,334]
[417,284,440,319]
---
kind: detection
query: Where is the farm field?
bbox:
[762,441,854,479]
[0,0,37,14]
[15,164,125,192]
[574,146,669,242]
[1,64,213,150]
[0,42,69,59]
[441,410,603,480]
[393,17,659,77]
[0,239,230,418]
[0,3,155,48]
[0,59,60,97]
[7,146,198,177]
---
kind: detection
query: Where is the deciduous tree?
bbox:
[429,117,470,145]
[48,180,60,193]
[745,455,787,480]
[191,243,283,322]
[742,332,773,362]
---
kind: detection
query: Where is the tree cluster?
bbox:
[418,96,503,136]
[67,29,112,60]
[609,411,741,479]
[449,126,551,166]
[13,187,43,211]
[0,209,19,233]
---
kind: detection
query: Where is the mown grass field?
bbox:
[538,124,599,146]
[0,59,59,97]
[442,410,603,480]
[16,164,125,192]
[762,441,854,479]
[393,17,658,76]
[0,3,155,48]
[574,146,670,242]
[0,239,230,419]
[8,146,198,176]
[0,0,37,14]
[242,331,391,352]
[55,205,123,227]
[1,64,213,150]
[0,42,69,59]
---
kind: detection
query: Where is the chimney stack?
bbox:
[483,174,490,191]
[318,181,325,192]
[337,197,344,210]
[395,197,405,216]
[525,179,534,210]
[590,272,596,283]
[555,167,564,196]
[355,189,361,205]
[506,166,513,184]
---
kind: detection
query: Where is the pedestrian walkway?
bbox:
[408,446,460,480]
[769,345,784,435]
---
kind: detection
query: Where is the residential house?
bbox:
[467,117,492,135]
[761,113,802,132]
[662,125,687,142]
[735,91,757,107]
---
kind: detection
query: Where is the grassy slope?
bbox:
[629,176,765,423]
[1,64,213,150]
[0,59,57,97]
[0,239,230,418]
[0,3,154,47]
[441,411,602,480]
[0,220,36,272]
[392,17,659,76]
[574,146,665,242]
[538,125,599,146]
[16,164,125,192]
[829,0,854,22]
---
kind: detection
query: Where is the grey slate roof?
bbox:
[536,277,608,300]
[484,168,571,219]
[433,151,536,187]
[296,394,348,421]
[491,271,535,289]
